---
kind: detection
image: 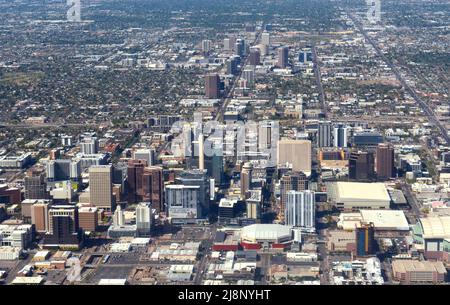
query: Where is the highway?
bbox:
[348,13,450,145]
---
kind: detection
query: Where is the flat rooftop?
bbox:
[334,182,390,202]
[392,260,447,274]
[360,210,409,230]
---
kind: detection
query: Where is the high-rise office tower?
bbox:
[127,159,147,204]
[299,51,313,63]
[227,57,239,75]
[46,159,81,183]
[202,39,211,53]
[277,139,312,175]
[241,162,253,198]
[280,171,308,217]
[224,38,231,51]
[235,39,245,57]
[258,121,277,151]
[112,205,125,226]
[285,190,315,230]
[44,205,82,248]
[356,222,376,257]
[277,46,289,68]
[61,135,73,147]
[80,137,98,154]
[165,185,201,220]
[175,169,210,217]
[78,206,98,232]
[133,149,155,166]
[224,36,236,51]
[31,201,51,233]
[24,168,49,200]
[205,74,220,99]
[204,137,224,187]
[198,133,205,170]
[318,121,332,148]
[349,151,375,181]
[249,49,261,66]
[334,124,349,148]
[142,166,164,212]
[376,143,395,180]
[136,202,152,237]
[89,165,114,211]
[242,68,255,88]
[261,32,271,47]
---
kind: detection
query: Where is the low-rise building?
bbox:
[391,260,447,284]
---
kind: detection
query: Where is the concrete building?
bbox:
[280,171,308,218]
[43,205,82,249]
[349,151,375,181]
[285,190,315,231]
[136,202,152,237]
[24,168,49,200]
[133,149,155,166]
[318,121,332,148]
[261,32,271,47]
[80,137,98,155]
[277,139,311,175]
[165,185,201,220]
[277,46,289,68]
[246,189,262,220]
[31,201,51,233]
[78,206,98,232]
[392,260,447,284]
[376,143,395,180]
[205,74,220,99]
[89,165,114,212]
[240,162,253,198]
[328,182,391,210]
[333,124,349,148]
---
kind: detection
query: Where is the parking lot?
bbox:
[85,266,134,284]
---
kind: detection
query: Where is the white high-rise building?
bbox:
[333,125,349,148]
[261,32,271,47]
[318,121,332,148]
[285,190,315,231]
[136,202,152,236]
[113,205,125,226]
[80,137,98,154]
[165,185,201,219]
[242,68,255,87]
[202,39,211,53]
[133,149,155,166]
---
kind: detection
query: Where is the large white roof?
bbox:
[360,210,409,230]
[241,224,292,243]
[419,216,450,239]
[335,182,390,202]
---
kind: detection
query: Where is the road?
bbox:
[312,45,327,118]
[401,183,424,221]
[348,13,450,145]
[215,30,263,122]
[259,252,271,284]
[317,229,330,285]
[193,225,217,284]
